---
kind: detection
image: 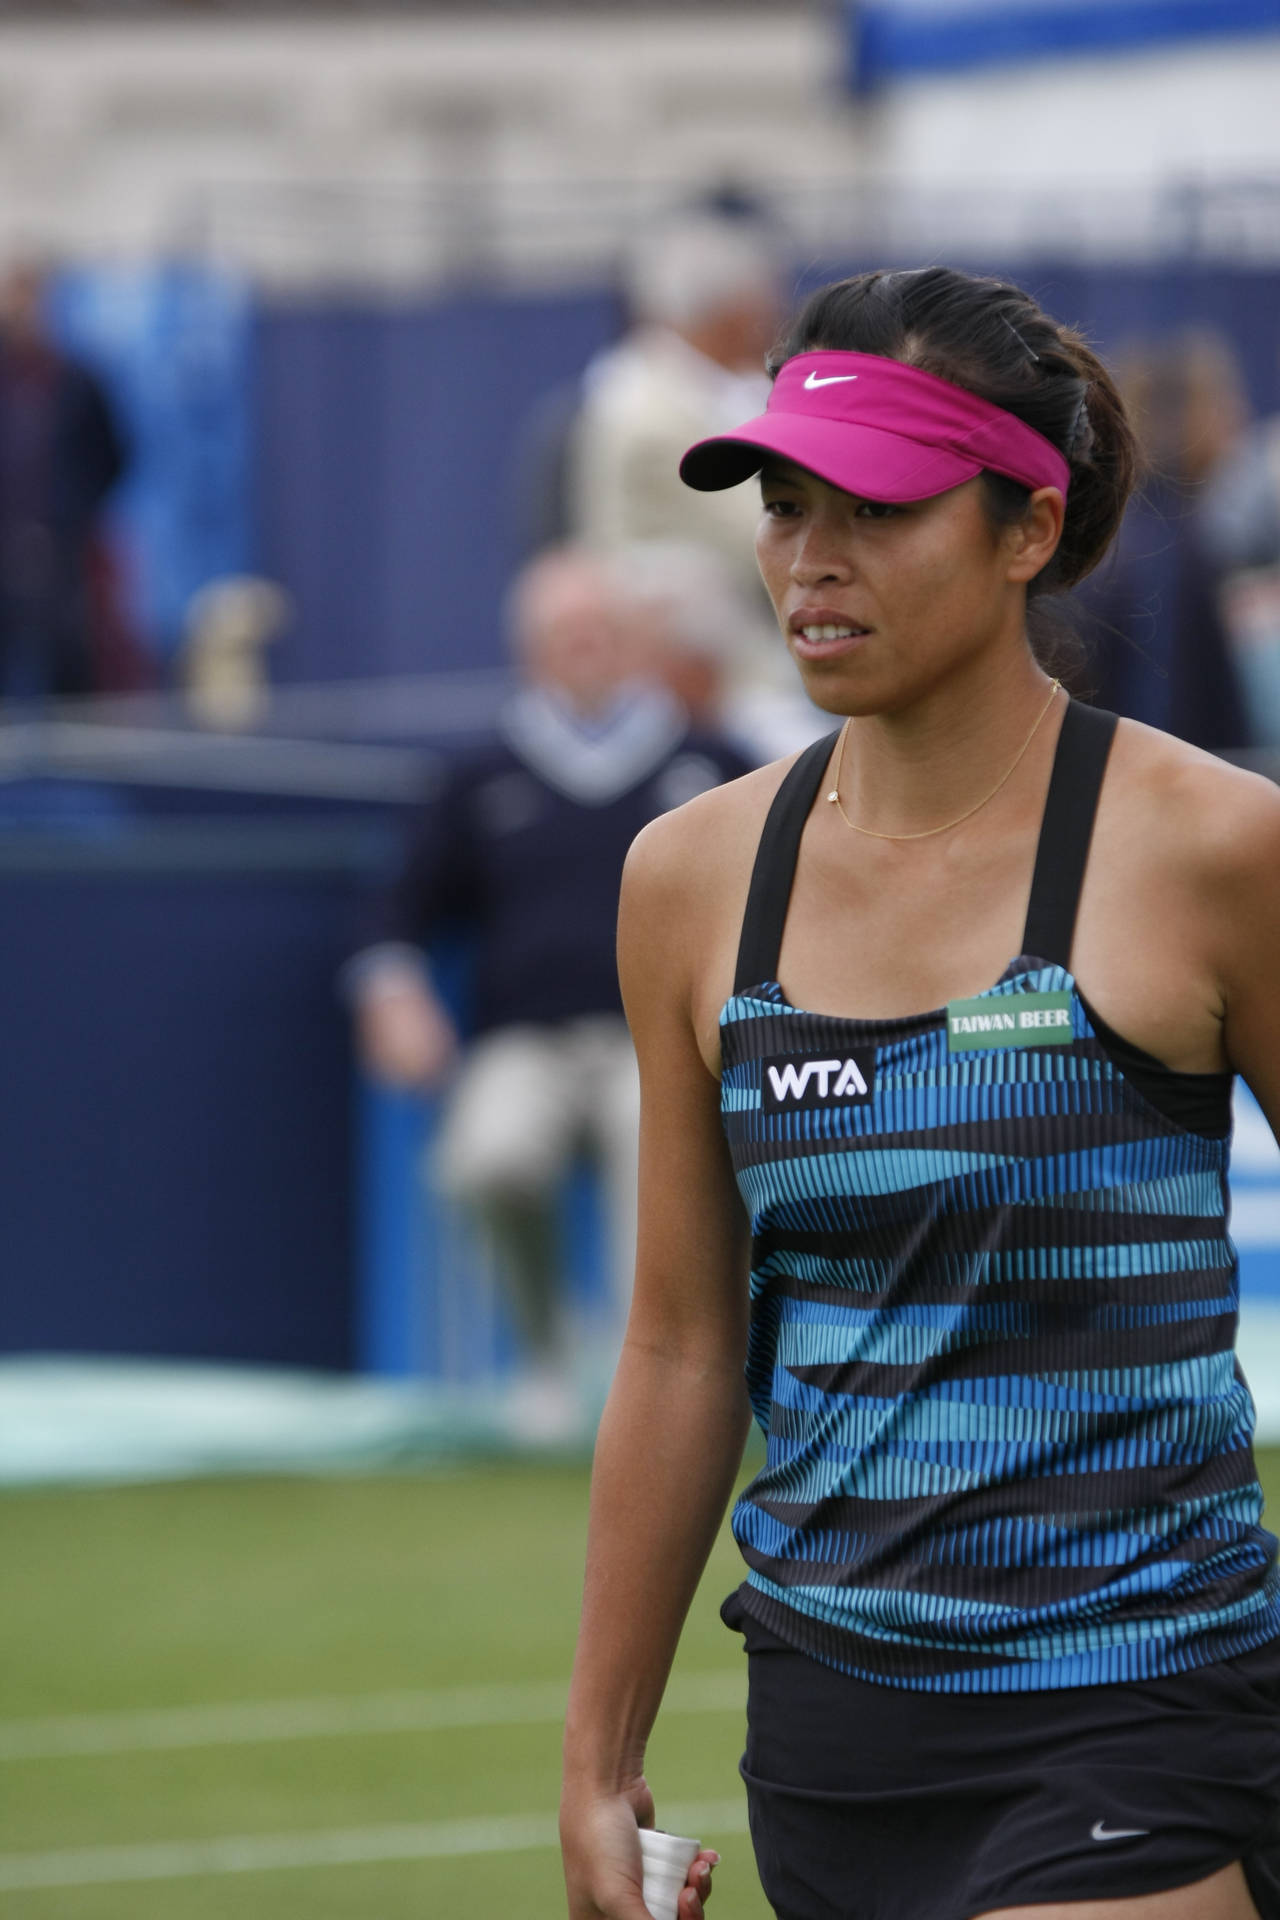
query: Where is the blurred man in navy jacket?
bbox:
[348,545,752,1432]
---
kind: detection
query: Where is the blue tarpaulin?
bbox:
[52,264,254,658]
[848,0,1280,89]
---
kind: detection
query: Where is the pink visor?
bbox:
[679,350,1071,503]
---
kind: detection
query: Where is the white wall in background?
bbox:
[0,12,1276,284]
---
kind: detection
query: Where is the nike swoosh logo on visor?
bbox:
[1091,1822,1150,1842]
[803,372,859,389]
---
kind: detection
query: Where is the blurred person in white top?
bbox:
[567,210,785,691]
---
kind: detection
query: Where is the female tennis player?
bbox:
[560,266,1280,1920]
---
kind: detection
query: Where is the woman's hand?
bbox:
[560,802,750,1920]
[560,1780,718,1919]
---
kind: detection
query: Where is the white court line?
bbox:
[0,1671,743,1761]
[0,1799,750,1892]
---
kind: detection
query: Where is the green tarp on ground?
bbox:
[0,1358,593,1486]
[6,1314,1280,1485]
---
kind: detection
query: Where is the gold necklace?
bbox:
[826,679,1062,842]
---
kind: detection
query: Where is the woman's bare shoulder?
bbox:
[618,752,814,1040]
[1110,718,1280,883]
[624,752,807,903]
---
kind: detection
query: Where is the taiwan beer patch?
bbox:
[946,990,1074,1052]
[760,1049,877,1114]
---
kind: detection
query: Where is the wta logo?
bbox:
[760,1051,875,1114]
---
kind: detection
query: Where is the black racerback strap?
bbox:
[734,731,840,995]
[732,699,1119,995]
[1020,699,1118,967]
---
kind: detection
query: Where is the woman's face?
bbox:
[754,459,1038,715]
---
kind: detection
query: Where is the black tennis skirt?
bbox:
[721,1586,1280,1920]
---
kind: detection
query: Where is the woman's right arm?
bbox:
[560,805,754,1920]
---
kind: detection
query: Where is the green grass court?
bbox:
[7,1452,1280,1918]
[0,1458,774,1918]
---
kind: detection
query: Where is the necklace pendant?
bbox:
[827,790,839,803]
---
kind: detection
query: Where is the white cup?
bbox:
[638,1827,702,1920]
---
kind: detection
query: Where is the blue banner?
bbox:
[849,0,1280,89]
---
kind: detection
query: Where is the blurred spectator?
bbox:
[1202,402,1280,576]
[567,209,780,603]
[609,538,829,761]
[1199,355,1280,745]
[347,544,751,1434]
[610,539,754,732]
[513,200,782,578]
[1075,330,1248,750]
[507,206,790,713]
[0,260,127,698]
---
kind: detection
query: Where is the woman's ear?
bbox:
[1005,487,1066,584]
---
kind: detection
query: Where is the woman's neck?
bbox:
[838,647,1058,841]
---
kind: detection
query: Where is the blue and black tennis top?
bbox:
[720,700,1280,1693]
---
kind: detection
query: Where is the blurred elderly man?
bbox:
[349,545,751,1433]
[610,537,834,762]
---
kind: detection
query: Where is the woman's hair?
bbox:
[768,267,1139,603]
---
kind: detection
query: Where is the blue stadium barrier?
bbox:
[355,1081,428,1378]
[0,813,379,1370]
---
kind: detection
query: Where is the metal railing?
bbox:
[0,668,513,804]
